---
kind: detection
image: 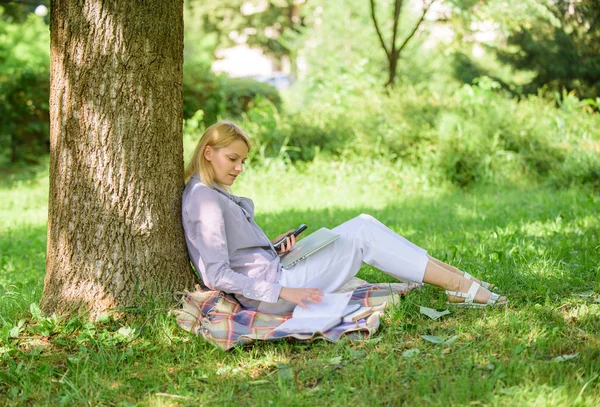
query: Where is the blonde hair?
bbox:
[184,120,252,188]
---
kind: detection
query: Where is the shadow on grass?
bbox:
[0,159,49,189]
[7,325,596,406]
[2,185,597,320]
[0,224,47,324]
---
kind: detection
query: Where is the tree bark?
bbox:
[41,0,195,319]
[386,51,399,87]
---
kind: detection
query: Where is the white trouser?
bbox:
[257,214,429,314]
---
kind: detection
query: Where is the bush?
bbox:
[553,146,600,189]
[0,69,50,164]
[183,65,282,125]
[239,76,600,189]
[281,105,357,162]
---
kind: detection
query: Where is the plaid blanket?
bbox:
[176,278,421,350]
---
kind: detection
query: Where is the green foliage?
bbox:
[0,69,49,165]
[0,2,48,24]
[452,0,600,100]
[183,1,219,69]
[496,0,600,99]
[1,0,598,194]
[183,64,282,125]
[556,146,600,188]
[0,9,50,165]
[299,0,386,86]
[188,0,310,65]
[0,3,284,165]
[230,76,600,189]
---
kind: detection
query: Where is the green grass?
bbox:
[1,159,599,406]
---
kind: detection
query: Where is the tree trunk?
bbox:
[386,52,399,87]
[41,0,195,319]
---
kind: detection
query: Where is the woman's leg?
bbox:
[280,214,504,305]
[427,256,482,283]
[345,214,496,293]
[331,214,503,303]
[422,260,505,304]
[329,214,429,284]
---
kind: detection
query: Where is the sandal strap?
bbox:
[445,290,467,298]
[487,292,500,305]
[445,282,481,304]
[465,281,480,304]
[463,272,492,290]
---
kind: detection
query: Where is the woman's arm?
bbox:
[271,229,297,254]
[185,190,282,303]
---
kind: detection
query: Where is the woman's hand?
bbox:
[271,229,299,254]
[279,287,324,308]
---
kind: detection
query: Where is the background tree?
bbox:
[450,0,600,100]
[0,0,49,23]
[40,0,195,318]
[188,0,309,77]
[369,0,438,87]
[495,0,600,99]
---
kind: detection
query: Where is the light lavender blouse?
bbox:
[181,175,282,306]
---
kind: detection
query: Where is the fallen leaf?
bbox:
[421,335,445,344]
[419,306,451,320]
[348,349,366,358]
[420,334,458,345]
[155,393,191,400]
[96,313,112,323]
[402,348,420,358]
[327,356,343,365]
[8,326,20,339]
[277,363,294,381]
[444,335,458,345]
[216,367,229,376]
[249,380,270,385]
[117,326,134,338]
[552,353,579,363]
[9,319,25,339]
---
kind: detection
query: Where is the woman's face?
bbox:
[204,139,249,186]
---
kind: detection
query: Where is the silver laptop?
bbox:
[280,227,340,268]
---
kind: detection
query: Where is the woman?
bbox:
[182,121,507,313]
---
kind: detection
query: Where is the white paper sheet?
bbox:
[275,292,353,334]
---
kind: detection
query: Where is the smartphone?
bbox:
[273,224,308,251]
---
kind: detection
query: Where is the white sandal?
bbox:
[446,281,507,308]
[463,272,494,290]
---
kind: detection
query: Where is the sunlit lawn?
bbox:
[1,160,599,406]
